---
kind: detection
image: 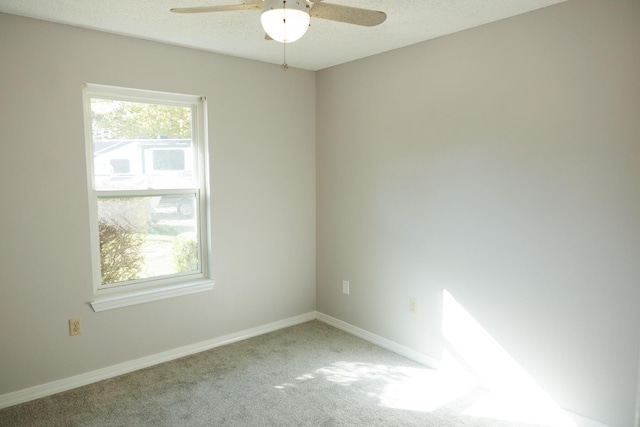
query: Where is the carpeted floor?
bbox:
[0,320,547,426]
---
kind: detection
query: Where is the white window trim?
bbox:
[83,83,214,312]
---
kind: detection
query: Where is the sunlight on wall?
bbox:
[443,289,576,427]
[270,292,580,425]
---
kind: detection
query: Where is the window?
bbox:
[83,84,213,311]
[153,149,185,171]
[110,159,130,174]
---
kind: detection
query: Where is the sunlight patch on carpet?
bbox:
[316,361,476,412]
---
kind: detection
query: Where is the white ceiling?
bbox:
[0,0,565,71]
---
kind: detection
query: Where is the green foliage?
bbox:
[98,198,150,285]
[173,232,198,273]
[99,220,145,285]
[92,99,191,140]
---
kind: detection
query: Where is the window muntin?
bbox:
[83,84,212,309]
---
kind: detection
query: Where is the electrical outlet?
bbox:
[69,318,81,336]
[342,280,350,295]
[409,298,417,313]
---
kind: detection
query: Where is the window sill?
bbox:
[89,279,215,312]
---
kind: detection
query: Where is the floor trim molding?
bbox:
[315,311,443,369]
[0,311,611,426]
[316,312,609,427]
[0,311,316,410]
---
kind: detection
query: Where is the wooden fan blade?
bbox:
[170,3,261,14]
[310,2,386,27]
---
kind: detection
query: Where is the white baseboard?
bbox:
[0,310,611,427]
[316,311,609,427]
[315,311,443,369]
[0,311,316,410]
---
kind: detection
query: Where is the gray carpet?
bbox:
[0,320,544,426]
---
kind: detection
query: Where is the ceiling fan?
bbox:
[170,0,387,43]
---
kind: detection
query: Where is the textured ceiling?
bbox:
[0,0,566,70]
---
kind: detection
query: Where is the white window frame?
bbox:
[82,83,214,312]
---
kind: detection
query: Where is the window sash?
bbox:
[95,191,202,289]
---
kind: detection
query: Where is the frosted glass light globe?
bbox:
[261,0,310,43]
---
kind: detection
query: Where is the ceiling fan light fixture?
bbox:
[261,0,310,43]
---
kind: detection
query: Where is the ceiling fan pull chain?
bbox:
[281,37,289,70]
[281,1,289,71]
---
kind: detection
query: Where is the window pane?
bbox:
[91,99,194,191]
[98,196,199,286]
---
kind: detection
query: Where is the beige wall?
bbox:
[0,13,315,395]
[317,1,640,426]
[2,1,639,425]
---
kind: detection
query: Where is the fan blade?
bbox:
[170,3,261,14]
[310,2,386,27]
